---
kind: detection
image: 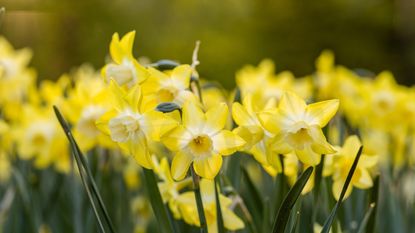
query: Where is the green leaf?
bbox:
[214,177,225,233]
[320,146,363,233]
[289,211,300,233]
[357,203,376,233]
[54,106,115,233]
[142,168,175,233]
[271,166,313,233]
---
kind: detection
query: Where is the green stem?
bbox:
[190,166,208,233]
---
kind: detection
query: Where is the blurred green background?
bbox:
[1,0,415,88]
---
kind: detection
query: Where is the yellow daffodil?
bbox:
[141,64,197,108]
[162,101,245,180]
[96,80,178,169]
[176,179,245,233]
[152,156,192,218]
[259,91,339,166]
[62,65,115,151]
[325,135,378,200]
[102,31,149,87]
[232,94,280,175]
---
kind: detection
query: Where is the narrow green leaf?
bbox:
[289,211,300,233]
[190,166,208,233]
[54,106,115,233]
[214,177,225,233]
[320,146,363,233]
[142,168,175,233]
[366,176,379,233]
[357,203,376,233]
[271,166,314,233]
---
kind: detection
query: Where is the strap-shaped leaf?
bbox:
[190,166,208,233]
[142,168,175,233]
[320,146,363,233]
[357,203,376,233]
[214,176,225,233]
[271,166,314,233]
[54,106,115,233]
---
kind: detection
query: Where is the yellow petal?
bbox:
[110,31,135,64]
[212,130,245,155]
[95,110,117,135]
[309,126,336,154]
[125,83,143,111]
[193,154,223,179]
[332,179,353,201]
[296,146,321,166]
[266,150,283,172]
[232,102,255,126]
[257,111,281,134]
[223,209,245,230]
[172,151,193,180]
[234,125,264,150]
[126,133,152,169]
[278,91,307,117]
[269,134,292,154]
[353,169,373,189]
[342,135,362,158]
[306,99,339,127]
[109,80,128,112]
[143,111,178,141]
[171,65,192,89]
[359,155,378,168]
[162,125,193,151]
[205,102,228,135]
[182,101,205,133]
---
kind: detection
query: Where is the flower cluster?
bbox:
[7,31,414,232]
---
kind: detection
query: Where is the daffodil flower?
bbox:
[96,80,178,169]
[162,101,245,180]
[259,91,339,166]
[102,31,149,87]
[142,64,197,108]
[325,135,378,200]
[176,179,245,233]
[232,94,280,175]
[152,156,192,218]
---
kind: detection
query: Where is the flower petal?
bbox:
[306,99,339,127]
[232,102,255,126]
[193,154,223,179]
[182,101,205,134]
[212,130,245,155]
[172,151,193,180]
[296,146,321,166]
[332,179,353,201]
[223,209,245,230]
[278,91,307,118]
[205,102,228,135]
[126,133,152,169]
[171,65,192,89]
[162,125,192,151]
[142,111,178,141]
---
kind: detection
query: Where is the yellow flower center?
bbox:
[158,88,177,103]
[109,112,142,142]
[287,121,312,149]
[189,135,212,155]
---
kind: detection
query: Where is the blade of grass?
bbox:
[190,166,208,233]
[356,203,376,233]
[289,211,300,233]
[54,106,115,233]
[214,176,225,233]
[320,146,363,233]
[271,166,314,233]
[142,168,175,233]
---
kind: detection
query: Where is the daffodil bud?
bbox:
[156,102,181,113]
[151,59,180,71]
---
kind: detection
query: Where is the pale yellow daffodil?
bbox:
[96,80,178,169]
[162,101,245,180]
[102,31,149,87]
[259,91,339,166]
